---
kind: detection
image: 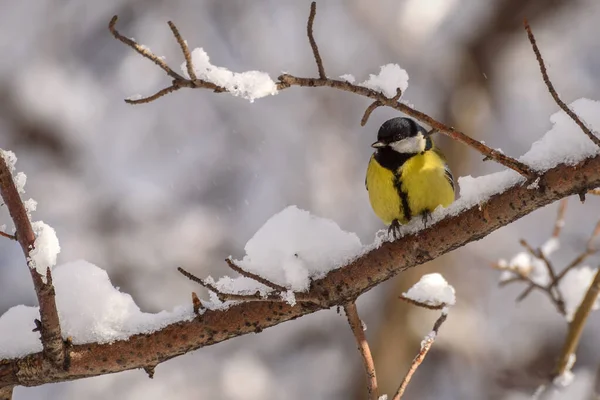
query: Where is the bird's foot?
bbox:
[388,219,401,240]
[421,211,432,228]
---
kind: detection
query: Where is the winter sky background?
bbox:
[1,0,600,399]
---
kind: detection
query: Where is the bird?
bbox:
[365,117,455,238]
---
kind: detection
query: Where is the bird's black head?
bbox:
[372,117,431,153]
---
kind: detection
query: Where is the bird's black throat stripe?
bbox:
[374,147,415,171]
[375,148,415,222]
[392,173,412,222]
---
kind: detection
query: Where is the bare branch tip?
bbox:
[526,19,600,148]
[191,292,202,315]
[306,1,326,79]
[109,15,118,31]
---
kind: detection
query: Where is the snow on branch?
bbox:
[1,1,600,394]
[1,130,600,389]
[110,4,542,179]
[494,198,600,395]
[0,151,65,370]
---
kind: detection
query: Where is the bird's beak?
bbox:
[371,141,386,148]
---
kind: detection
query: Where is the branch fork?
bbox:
[0,155,66,372]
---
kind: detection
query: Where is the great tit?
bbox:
[365,117,455,238]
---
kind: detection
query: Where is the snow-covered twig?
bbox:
[108,16,226,105]
[177,266,324,306]
[224,258,288,293]
[392,312,448,400]
[494,200,596,316]
[110,2,537,179]
[0,154,65,368]
[390,274,453,399]
[343,302,378,400]
[524,20,600,148]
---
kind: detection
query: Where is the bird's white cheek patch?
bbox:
[390,134,426,153]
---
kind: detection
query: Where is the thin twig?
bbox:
[361,88,402,126]
[494,261,565,315]
[177,267,322,305]
[550,219,600,288]
[167,21,197,82]
[553,268,600,377]
[0,154,65,368]
[110,17,227,105]
[109,16,185,81]
[552,198,568,238]
[344,301,378,400]
[524,20,600,147]
[225,258,287,292]
[0,230,16,241]
[178,267,263,302]
[125,85,182,105]
[307,2,326,79]
[398,294,446,310]
[392,312,448,400]
[587,219,600,251]
[508,200,571,311]
[519,239,565,313]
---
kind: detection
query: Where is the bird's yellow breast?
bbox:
[366,150,454,225]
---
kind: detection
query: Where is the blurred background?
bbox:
[1,0,600,398]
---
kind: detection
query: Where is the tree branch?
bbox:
[344,302,377,400]
[524,20,600,148]
[306,2,326,79]
[553,268,600,377]
[109,6,537,179]
[1,150,600,388]
[0,155,65,368]
[392,312,448,400]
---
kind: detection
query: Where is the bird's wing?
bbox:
[444,164,455,191]
[365,155,373,190]
[432,148,454,191]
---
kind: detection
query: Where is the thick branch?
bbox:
[344,302,377,400]
[0,155,64,368]
[2,154,600,388]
